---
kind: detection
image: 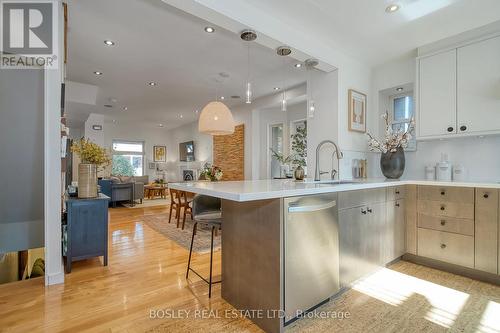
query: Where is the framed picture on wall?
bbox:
[348,89,367,133]
[148,162,156,170]
[153,146,166,162]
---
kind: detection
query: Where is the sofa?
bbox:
[99,175,149,207]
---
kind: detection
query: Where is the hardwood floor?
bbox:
[0,205,261,333]
[1,205,500,333]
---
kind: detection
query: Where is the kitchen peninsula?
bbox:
[169,179,500,333]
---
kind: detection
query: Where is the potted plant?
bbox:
[71,138,110,198]
[290,123,307,180]
[200,163,224,181]
[366,112,415,179]
[270,149,293,178]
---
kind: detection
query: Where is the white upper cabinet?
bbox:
[418,49,457,138]
[457,36,500,134]
[417,35,500,139]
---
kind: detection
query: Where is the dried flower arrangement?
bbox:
[366,111,415,153]
[71,138,111,166]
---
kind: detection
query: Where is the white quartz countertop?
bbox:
[168,178,500,202]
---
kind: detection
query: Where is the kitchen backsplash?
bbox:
[341,135,500,182]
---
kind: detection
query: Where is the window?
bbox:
[269,123,284,179]
[112,140,144,176]
[390,92,416,151]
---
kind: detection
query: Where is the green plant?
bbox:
[112,155,134,176]
[270,149,293,165]
[290,122,307,167]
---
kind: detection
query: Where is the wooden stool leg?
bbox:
[168,204,173,223]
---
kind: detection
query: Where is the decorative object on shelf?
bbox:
[71,138,110,198]
[200,163,223,181]
[366,111,415,179]
[148,162,156,170]
[153,145,166,162]
[348,89,367,133]
[294,165,305,181]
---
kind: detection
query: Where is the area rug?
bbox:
[142,213,221,254]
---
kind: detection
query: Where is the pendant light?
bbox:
[198,77,235,135]
[277,46,292,112]
[305,58,319,118]
[240,30,257,104]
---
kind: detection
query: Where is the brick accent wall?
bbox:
[213,124,244,181]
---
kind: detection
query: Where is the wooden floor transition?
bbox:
[1,205,500,333]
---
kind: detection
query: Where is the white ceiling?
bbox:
[65,0,307,129]
[227,0,500,65]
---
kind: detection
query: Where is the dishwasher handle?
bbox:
[288,200,336,213]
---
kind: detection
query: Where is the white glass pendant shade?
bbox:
[281,97,287,112]
[246,82,252,104]
[198,101,235,135]
[308,99,315,118]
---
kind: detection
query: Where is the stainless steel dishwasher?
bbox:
[284,193,340,324]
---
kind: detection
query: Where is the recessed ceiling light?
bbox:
[93,71,103,75]
[195,109,199,114]
[112,119,116,123]
[294,63,302,68]
[104,40,115,46]
[220,96,225,100]
[159,123,164,128]
[273,87,280,91]
[123,106,128,111]
[148,82,157,86]
[396,87,403,92]
[204,26,215,33]
[180,114,184,119]
[385,4,400,13]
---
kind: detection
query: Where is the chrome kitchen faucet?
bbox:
[314,140,344,181]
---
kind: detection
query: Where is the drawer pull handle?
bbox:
[447,127,454,132]
[361,209,367,215]
[440,191,445,195]
[460,125,467,132]
[367,208,373,213]
[395,190,400,194]
[440,206,445,211]
[440,244,446,249]
[440,220,446,226]
[484,193,489,199]
[395,202,400,207]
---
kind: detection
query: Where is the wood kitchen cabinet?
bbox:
[385,199,406,263]
[418,49,457,137]
[475,188,499,274]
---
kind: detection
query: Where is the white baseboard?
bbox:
[45,271,65,286]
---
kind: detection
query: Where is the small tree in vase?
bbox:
[366,111,415,179]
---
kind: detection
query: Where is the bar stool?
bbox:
[186,195,222,298]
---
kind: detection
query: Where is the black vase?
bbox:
[380,147,405,179]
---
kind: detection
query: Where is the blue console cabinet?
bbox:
[64,194,110,273]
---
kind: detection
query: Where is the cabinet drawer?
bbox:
[417,228,474,268]
[418,186,474,203]
[387,186,406,201]
[418,213,474,236]
[339,188,386,210]
[417,200,474,219]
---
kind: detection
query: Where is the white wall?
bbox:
[84,113,104,146]
[104,122,169,180]
[164,121,213,181]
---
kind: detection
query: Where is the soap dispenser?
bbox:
[436,153,452,181]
